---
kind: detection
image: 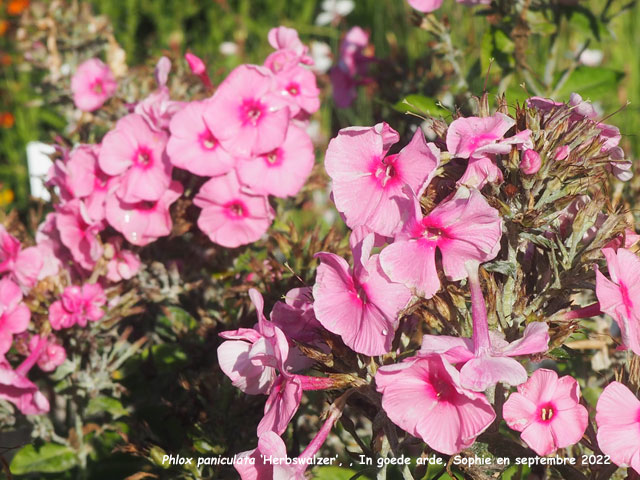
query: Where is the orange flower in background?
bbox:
[0,112,14,128]
[7,0,29,15]
[0,53,10,66]
[0,20,8,37]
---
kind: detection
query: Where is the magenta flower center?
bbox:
[372,155,399,188]
[263,148,283,167]
[466,132,500,153]
[133,146,154,169]
[286,82,300,96]
[240,98,266,126]
[225,200,248,219]
[91,79,104,95]
[199,129,218,151]
[538,403,555,423]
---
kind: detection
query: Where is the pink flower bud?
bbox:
[555,145,571,160]
[185,52,206,75]
[520,149,541,175]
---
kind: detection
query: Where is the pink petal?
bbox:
[501,322,549,357]
[459,356,528,391]
[503,391,537,432]
[520,420,556,456]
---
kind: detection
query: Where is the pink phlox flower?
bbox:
[325,123,440,236]
[595,247,640,355]
[375,354,496,455]
[218,289,289,395]
[419,262,549,391]
[105,180,183,247]
[503,368,588,456]
[329,66,359,109]
[193,171,274,248]
[236,124,314,198]
[236,407,341,479]
[457,155,504,189]
[273,65,321,117]
[105,237,141,283]
[71,58,117,112]
[446,113,531,159]
[267,26,313,65]
[29,335,66,372]
[526,96,564,114]
[49,283,106,330]
[167,100,236,177]
[596,381,640,473]
[0,338,50,414]
[55,199,105,271]
[203,64,291,157]
[379,186,502,299]
[65,144,117,221]
[99,113,172,203]
[154,56,171,87]
[312,233,412,356]
[0,225,43,289]
[0,277,30,355]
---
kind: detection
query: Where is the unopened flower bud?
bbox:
[185,52,205,75]
[555,145,571,161]
[520,149,541,175]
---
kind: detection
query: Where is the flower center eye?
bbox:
[242,99,265,125]
[135,148,152,167]
[287,83,300,96]
[423,226,442,240]
[540,405,555,422]
[92,80,104,94]
[201,130,217,150]
[227,201,246,218]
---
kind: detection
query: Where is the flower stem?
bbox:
[465,261,491,355]
[562,302,602,320]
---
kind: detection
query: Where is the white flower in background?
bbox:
[315,0,354,26]
[26,142,54,201]
[310,41,332,73]
[579,48,603,67]
[219,41,239,56]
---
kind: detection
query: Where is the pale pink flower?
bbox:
[55,199,105,271]
[29,335,66,372]
[0,225,43,288]
[105,237,141,283]
[313,234,412,356]
[595,247,640,355]
[236,407,342,480]
[99,113,172,203]
[203,65,291,157]
[457,155,504,189]
[258,371,302,436]
[555,145,571,161]
[375,354,496,455]
[520,149,541,175]
[105,180,183,247]
[0,278,30,355]
[194,171,274,248]
[503,369,588,456]
[273,65,320,117]
[603,228,640,251]
[0,338,50,415]
[419,261,549,391]
[236,124,314,198]
[65,144,117,221]
[379,187,502,298]
[166,101,235,177]
[71,58,117,112]
[407,0,443,11]
[596,381,640,473]
[325,123,440,236]
[49,283,106,330]
[34,214,66,279]
[330,26,374,108]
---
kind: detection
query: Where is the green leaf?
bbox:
[393,94,449,118]
[143,344,189,373]
[554,66,624,100]
[10,443,77,475]
[86,396,128,419]
[548,347,571,360]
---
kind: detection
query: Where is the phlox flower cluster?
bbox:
[329,26,375,108]
[218,92,640,470]
[5,26,320,418]
[408,0,491,13]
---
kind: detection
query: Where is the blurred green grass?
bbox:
[1,0,638,208]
